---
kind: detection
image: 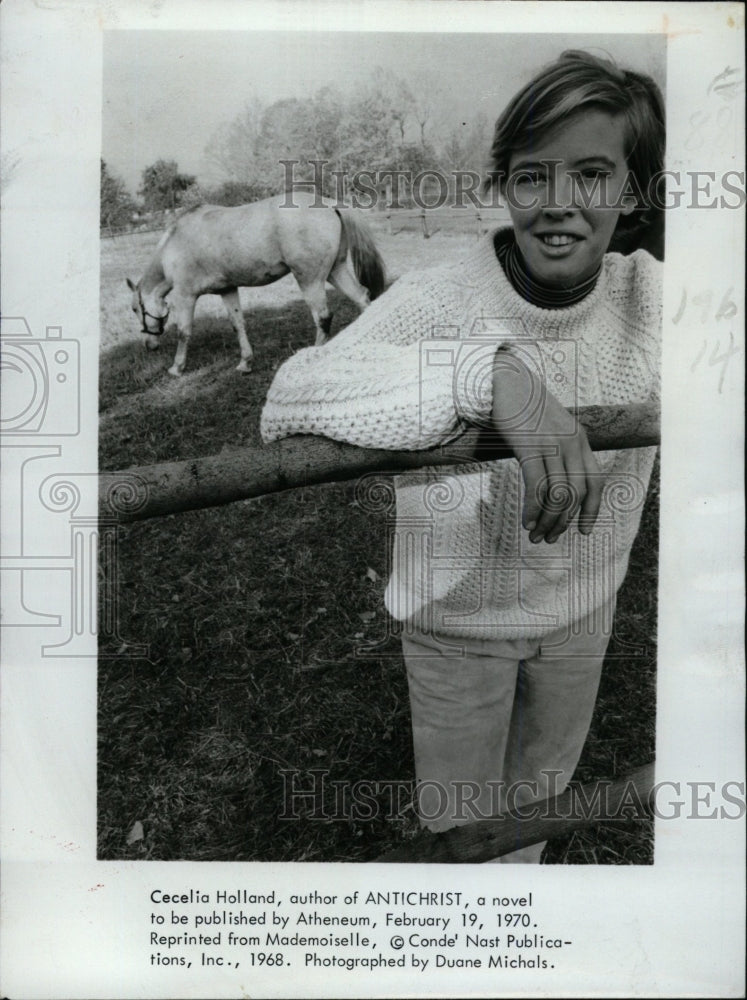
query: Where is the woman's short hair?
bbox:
[488,50,665,230]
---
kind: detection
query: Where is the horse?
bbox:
[126,192,386,377]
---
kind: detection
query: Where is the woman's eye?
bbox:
[579,169,612,180]
[514,171,545,185]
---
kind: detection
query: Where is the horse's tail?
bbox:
[336,209,386,300]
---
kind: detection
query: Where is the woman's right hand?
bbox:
[491,347,603,544]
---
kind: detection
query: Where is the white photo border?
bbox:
[1,2,744,998]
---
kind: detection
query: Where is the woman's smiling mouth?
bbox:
[537,233,583,246]
[533,232,585,257]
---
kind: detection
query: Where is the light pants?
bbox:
[402,601,615,863]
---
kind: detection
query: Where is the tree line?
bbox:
[101,68,493,228]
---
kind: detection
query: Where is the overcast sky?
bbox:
[103,30,665,194]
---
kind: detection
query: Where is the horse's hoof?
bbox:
[167,366,183,378]
[236,360,253,374]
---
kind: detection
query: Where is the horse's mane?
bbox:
[156,203,206,251]
[176,203,205,219]
[153,228,173,254]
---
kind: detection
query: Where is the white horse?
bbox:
[127,192,386,376]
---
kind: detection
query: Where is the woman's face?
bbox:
[505,109,635,288]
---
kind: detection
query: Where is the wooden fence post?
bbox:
[374,761,656,863]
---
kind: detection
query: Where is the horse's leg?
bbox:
[221,288,253,373]
[328,258,371,314]
[297,278,332,346]
[168,295,196,377]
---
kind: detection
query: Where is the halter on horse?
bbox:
[135,286,169,337]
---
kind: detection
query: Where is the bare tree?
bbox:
[204,97,265,186]
[100,158,136,228]
[405,68,449,151]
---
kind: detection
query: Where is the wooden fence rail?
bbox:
[376,206,510,238]
[101,222,167,239]
[101,206,511,241]
[375,762,655,863]
[99,402,659,522]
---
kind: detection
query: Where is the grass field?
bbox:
[98,220,658,864]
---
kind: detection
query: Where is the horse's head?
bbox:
[126,277,169,350]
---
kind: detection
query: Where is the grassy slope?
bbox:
[98,226,658,863]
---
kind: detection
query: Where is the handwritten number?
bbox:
[672,288,687,325]
[691,333,739,393]
[715,288,737,321]
[685,110,710,151]
[708,333,739,394]
[687,71,742,150]
[692,291,713,326]
[690,340,707,373]
[672,287,738,325]
[716,105,734,147]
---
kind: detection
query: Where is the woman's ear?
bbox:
[617,172,646,217]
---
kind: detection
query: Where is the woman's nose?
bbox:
[543,172,577,214]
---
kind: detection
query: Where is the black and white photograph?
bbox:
[98,30,665,866]
[0,1,744,997]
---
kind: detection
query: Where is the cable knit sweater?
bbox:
[261,230,661,640]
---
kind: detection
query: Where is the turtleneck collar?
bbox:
[494,230,601,310]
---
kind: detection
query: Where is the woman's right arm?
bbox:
[260,270,495,451]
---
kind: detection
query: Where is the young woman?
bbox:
[261,50,664,862]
